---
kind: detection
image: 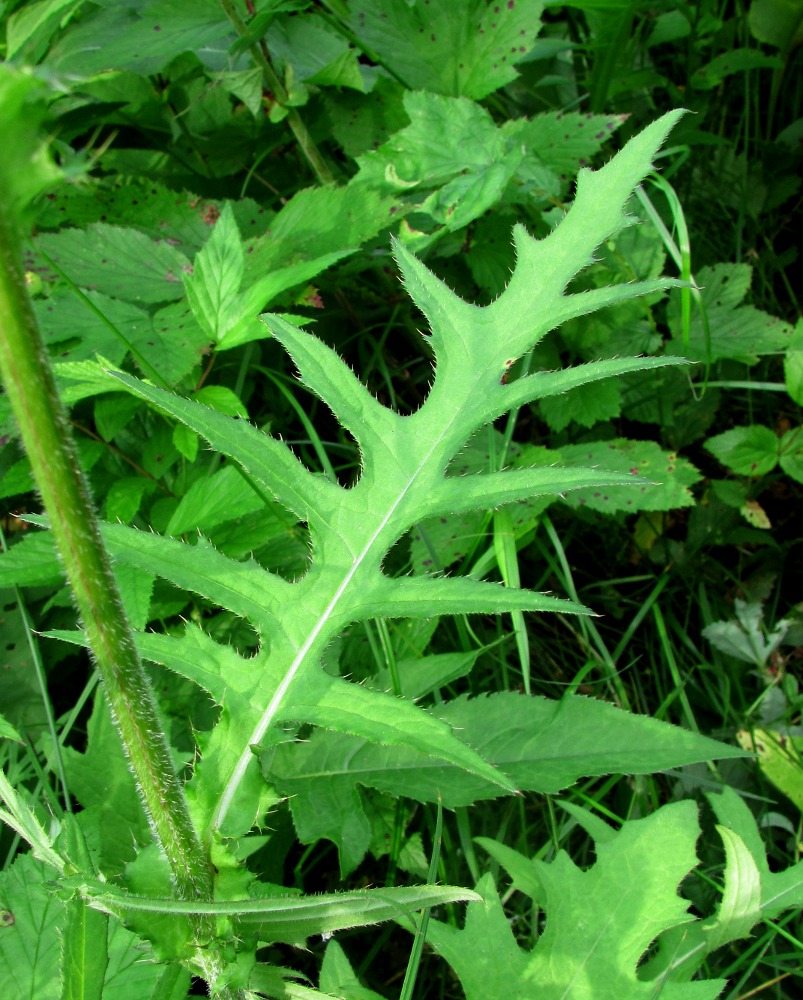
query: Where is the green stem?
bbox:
[0,212,213,904]
[219,0,336,186]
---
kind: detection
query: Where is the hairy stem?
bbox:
[0,211,213,904]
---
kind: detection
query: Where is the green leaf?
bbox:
[49,0,233,77]
[503,110,628,180]
[690,48,783,89]
[0,66,62,230]
[60,896,108,1000]
[705,425,779,477]
[749,0,803,52]
[6,0,85,60]
[268,692,742,872]
[183,203,245,344]
[668,264,794,363]
[348,0,544,100]
[422,804,727,1000]
[544,439,702,513]
[700,827,762,952]
[779,426,803,483]
[0,854,63,1000]
[68,876,480,947]
[61,691,151,873]
[539,377,621,431]
[105,112,690,844]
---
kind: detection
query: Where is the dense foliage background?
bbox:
[0,0,801,997]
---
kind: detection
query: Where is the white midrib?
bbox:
[209,409,461,837]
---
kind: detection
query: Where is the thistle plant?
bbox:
[5,69,794,997]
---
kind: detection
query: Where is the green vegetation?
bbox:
[0,1,801,997]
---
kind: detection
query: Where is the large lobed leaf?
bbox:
[421,804,727,1000]
[84,111,706,845]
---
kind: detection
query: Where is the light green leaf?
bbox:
[701,827,762,952]
[6,0,85,61]
[269,692,743,872]
[779,426,803,483]
[107,113,691,843]
[705,425,779,476]
[60,895,108,1000]
[548,439,701,512]
[423,804,726,1000]
[668,263,794,363]
[319,940,386,1000]
[69,876,480,947]
[348,0,544,100]
[0,67,62,229]
[183,204,245,344]
[0,855,63,1000]
[33,225,191,306]
[0,713,23,743]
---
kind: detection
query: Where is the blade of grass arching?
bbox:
[398,798,444,1000]
[493,509,531,695]
[255,364,338,483]
[636,176,713,390]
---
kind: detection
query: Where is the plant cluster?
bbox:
[0,1,801,998]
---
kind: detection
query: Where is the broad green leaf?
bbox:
[32,226,191,306]
[422,804,726,1000]
[705,425,779,476]
[503,110,628,179]
[749,0,803,52]
[347,0,544,100]
[668,264,794,363]
[0,532,63,587]
[690,48,783,89]
[319,940,386,1000]
[0,855,63,1000]
[268,692,743,872]
[0,589,50,738]
[0,854,190,1000]
[165,465,266,537]
[779,426,803,483]
[539,377,621,431]
[539,439,702,513]
[0,713,23,742]
[356,91,524,228]
[49,0,234,77]
[60,895,108,1000]
[6,0,85,61]
[269,12,366,91]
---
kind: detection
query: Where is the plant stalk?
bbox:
[219,0,336,186]
[0,211,213,905]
